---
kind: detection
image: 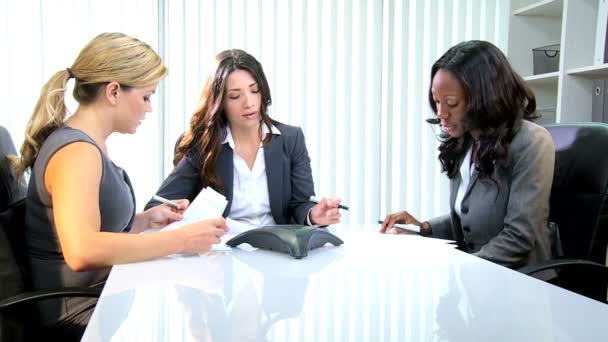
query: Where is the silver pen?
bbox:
[152,195,180,209]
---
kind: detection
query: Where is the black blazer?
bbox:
[146,123,316,224]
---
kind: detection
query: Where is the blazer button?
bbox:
[463,226,471,233]
[461,205,469,214]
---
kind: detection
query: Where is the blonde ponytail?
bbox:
[13,32,167,177]
[13,69,71,177]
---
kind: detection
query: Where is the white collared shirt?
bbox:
[455,144,474,218]
[223,124,281,227]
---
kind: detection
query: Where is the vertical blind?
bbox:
[160,0,509,225]
[0,0,509,222]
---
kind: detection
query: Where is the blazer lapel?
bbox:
[449,174,460,212]
[463,168,479,201]
[458,141,479,202]
[449,154,465,211]
[264,135,283,222]
[217,144,233,217]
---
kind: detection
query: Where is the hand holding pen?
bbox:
[379,210,430,235]
[152,195,182,209]
[377,220,420,234]
[141,195,190,230]
[308,195,347,226]
[310,195,349,210]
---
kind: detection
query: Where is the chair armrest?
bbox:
[0,287,102,310]
[518,259,608,303]
[518,258,607,277]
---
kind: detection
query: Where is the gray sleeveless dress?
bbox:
[25,126,136,326]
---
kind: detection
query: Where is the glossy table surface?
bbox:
[82,225,608,341]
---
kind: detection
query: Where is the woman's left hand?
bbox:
[309,197,342,225]
[144,199,190,229]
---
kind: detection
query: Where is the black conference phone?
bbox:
[226,225,344,259]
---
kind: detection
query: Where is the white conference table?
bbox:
[81,224,608,341]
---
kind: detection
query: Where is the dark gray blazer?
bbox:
[427,120,555,268]
[146,123,316,225]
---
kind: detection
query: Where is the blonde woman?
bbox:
[14,33,226,340]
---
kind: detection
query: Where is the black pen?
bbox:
[309,195,349,210]
[377,220,420,232]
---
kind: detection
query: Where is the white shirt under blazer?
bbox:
[223,124,277,227]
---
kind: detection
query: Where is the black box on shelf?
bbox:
[592,80,604,122]
[532,44,560,75]
[592,79,608,123]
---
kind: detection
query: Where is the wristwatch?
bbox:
[420,222,432,236]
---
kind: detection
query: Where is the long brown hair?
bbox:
[427,40,537,179]
[14,32,168,177]
[175,49,275,192]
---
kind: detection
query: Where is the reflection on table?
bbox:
[82,225,608,342]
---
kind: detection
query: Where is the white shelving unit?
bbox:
[567,63,608,77]
[508,0,606,123]
[512,0,564,16]
[524,71,559,86]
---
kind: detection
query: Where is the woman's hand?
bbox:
[179,217,228,254]
[147,199,190,228]
[379,210,422,234]
[132,199,190,233]
[309,197,342,225]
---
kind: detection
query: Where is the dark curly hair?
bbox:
[175,49,277,192]
[427,40,538,179]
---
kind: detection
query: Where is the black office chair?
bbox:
[519,122,608,304]
[0,126,101,342]
[0,126,24,211]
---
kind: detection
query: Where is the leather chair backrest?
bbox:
[0,127,27,301]
[0,126,25,211]
[0,199,27,300]
[545,123,608,265]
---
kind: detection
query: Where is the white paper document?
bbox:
[159,187,258,251]
[160,187,228,232]
[214,218,259,251]
[393,223,421,233]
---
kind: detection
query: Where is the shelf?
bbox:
[567,64,608,78]
[513,0,563,17]
[509,0,603,123]
[523,72,559,86]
